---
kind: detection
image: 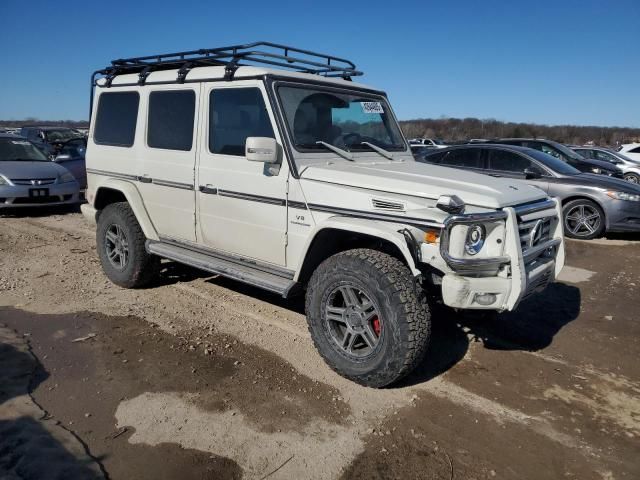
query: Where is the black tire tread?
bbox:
[96,202,159,288]
[305,248,430,387]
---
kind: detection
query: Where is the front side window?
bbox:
[629,146,640,153]
[439,149,483,168]
[594,150,617,163]
[278,85,405,156]
[209,88,274,156]
[148,90,195,151]
[45,129,83,144]
[94,91,139,147]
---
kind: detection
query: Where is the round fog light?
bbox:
[474,293,497,306]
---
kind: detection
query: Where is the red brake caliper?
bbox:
[372,316,382,337]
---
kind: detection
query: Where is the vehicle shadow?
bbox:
[400,282,582,387]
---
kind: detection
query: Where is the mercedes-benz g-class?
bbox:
[82,42,565,387]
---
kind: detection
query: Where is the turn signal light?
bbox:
[423,230,440,244]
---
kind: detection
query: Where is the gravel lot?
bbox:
[1,206,639,480]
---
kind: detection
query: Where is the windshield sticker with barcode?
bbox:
[11,141,31,145]
[361,102,384,114]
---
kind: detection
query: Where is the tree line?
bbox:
[3,117,640,147]
[399,117,640,147]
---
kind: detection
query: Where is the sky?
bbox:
[0,0,638,127]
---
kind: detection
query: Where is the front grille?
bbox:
[11,178,56,186]
[513,199,559,265]
[13,195,63,205]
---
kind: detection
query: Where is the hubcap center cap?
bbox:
[344,306,365,328]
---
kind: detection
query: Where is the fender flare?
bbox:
[94,178,159,241]
[293,216,421,281]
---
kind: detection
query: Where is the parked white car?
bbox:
[82,42,565,387]
[619,143,640,162]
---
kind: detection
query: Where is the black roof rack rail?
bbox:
[94,41,363,84]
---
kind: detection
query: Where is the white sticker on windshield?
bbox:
[361,102,384,114]
[11,141,30,145]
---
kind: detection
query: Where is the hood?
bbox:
[561,173,640,193]
[299,160,546,209]
[0,160,68,180]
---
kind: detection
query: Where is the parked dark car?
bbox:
[54,137,87,189]
[490,138,623,178]
[419,144,640,239]
[19,126,85,158]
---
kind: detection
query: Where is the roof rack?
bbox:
[94,41,363,85]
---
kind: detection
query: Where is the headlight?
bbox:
[59,172,76,183]
[464,224,486,255]
[0,175,8,186]
[590,167,603,174]
[607,191,640,202]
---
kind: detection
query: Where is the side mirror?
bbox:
[524,168,542,179]
[246,137,278,163]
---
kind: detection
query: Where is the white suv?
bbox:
[82,42,565,387]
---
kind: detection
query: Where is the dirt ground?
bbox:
[1,206,639,480]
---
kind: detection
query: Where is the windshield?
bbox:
[0,138,49,161]
[278,85,406,158]
[526,149,581,175]
[45,129,83,143]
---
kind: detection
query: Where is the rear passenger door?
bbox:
[138,86,200,242]
[196,82,288,266]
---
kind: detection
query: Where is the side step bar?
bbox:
[146,241,297,297]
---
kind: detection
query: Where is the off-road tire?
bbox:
[97,202,159,288]
[305,248,431,388]
[562,198,605,240]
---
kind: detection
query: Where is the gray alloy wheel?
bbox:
[563,200,605,240]
[324,283,383,359]
[624,173,640,184]
[104,224,129,270]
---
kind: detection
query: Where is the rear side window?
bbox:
[439,149,484,168]
[147,90,195,151]
[209,88,274,156]
[94,92,139,147]
[630,146,640,153]
[488,150,535,173]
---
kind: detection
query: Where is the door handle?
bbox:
[138,175,152,183]
[199,185,218,195]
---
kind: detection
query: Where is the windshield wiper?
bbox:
[315,141,353,161]
[360,142,395,160]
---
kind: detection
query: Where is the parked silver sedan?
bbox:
[573,146,640,184]
[0,133,80,209]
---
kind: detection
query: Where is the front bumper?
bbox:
[605,199,640,232]
[0,181,80,208]
[429,198,565,311]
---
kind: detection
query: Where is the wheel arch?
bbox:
[294,217,421,285]
[93,179,159,241]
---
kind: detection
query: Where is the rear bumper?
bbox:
[0,182,80,208]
